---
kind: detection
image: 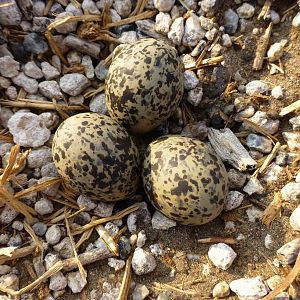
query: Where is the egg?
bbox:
[52,113,140,201]
[142,136,228,225]
[105,38,184,134]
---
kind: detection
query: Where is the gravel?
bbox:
[132,248,157,275]
[45,225,62,245]
[208,243,237,270]
[59,73,90,96]
[151,211,176,230]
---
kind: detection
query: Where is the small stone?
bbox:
[0,274,19,291]
[237,3,255,19]
[224,221,236,233]
[0,76,11,89]
[154,0,174,12]
[132,248,157,275]
[95,60,108,81]
[0,233,10,244]
[277,238,300,265]
[46,225,62,245]
[27,146,52,168]
[8,112,50,147]
[89,93,108,114]
[0,56,19,78]
[199,16,214,31]
[228,169,247,189]
[24,61,43,79]
[210,43,223,57]
[119,236,131,260]
[108,258,125,271]
[66,2,83,15]
[155,12,171,35]
[8,234,22,247]
[119,31,138,44]
[35,198,54,215]
[183,70,199,90]
[41,62,60,80]
[77,194,97,211]
[150,243,164,257]
[39,80,63,100]
[271,86,284,99]
[167,17,184,45]
[235,106,255,121]
[224,191,244,211]
[246,206,263,222]
[205,28,218,41]
[67,271,87,293]
[132,284,149,300]
[74,212,90,225]
[53,237,73,259]
[229,277,268,299]
[81,55,94,79]
[113,0,132,17]
[208,243,237,270]
[49,271,67,291]
[54,12,77,34]
[266,275,282,290]
[0,205,18,224]
[157,292,171,300]
[246,133,273,154]
[266,10,280,24]
[32,222,47,236]
[38,176,60,197]
[292,11,300,27]
[187,86,203,106]
[44,252,61,270]
[274,292,289,300]
[262,163,283,183]
[265,234,275,250]
[93,201,114,217]
[182,13,205,47]
[222,33,232,47]
[69,95,84,105]
[137,230,147,248]
[244,176,264,195]
[67,50,82,65]
[281,182,300,202]
[109,8,121,22]
[5,86,17,100]
[39,113,59,131]
[12,221,23,231]
[181,121,208,140]
[12,72,38,94]
[97,0,113,9]
[267,40,287,62]
[0,265,11,276]
[200,0,221,16]
[82,0,100,14]
[296,172,300,183]
[223,9,239,34]
[127,202,151,234]
[51,55,61,73]
[104,222,119,237]
[290,205,300,231]
[33,1,45,17]
[212,281,230,298]
[282,131,300,151]
[32,16,52,33]
[152,211,176,230]
[23,33,49,54]
[246,80,269,96]
[60,73,90,96]
[290,116,300,130]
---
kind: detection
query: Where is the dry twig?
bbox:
[198,237,238,244]
[261,192,283,227]
[117,255,133,300]
[279,99,300,116]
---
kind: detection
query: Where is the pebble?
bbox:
[167,17,184,45]
[267,40,287,62]
[212,281,230,298]
[151,211,176,230]
[108,258,125,271]
[67,50,82,65]
[208,243,237,270]
[82,0,100,14]
[12,221,23,231]
[0,0,22,25]
[211,43,223,57]
[69,95,84,105]
[81,55,94,79]
[33,1,45,17]
[228,169,247,189]
[154,0,175,12]
[201,0,221,16]
[235,106,255,121]
[35,198,54,215]
[246,206,263,222]
[23,33,49,54]
[262,163,283,183]
[110,8,121,23]
[49,271,67,291]
[104,222,119,237]
[97,0,113,9]
[39,80,63,100]
[119,31,138,44]
[66,3,83,15]
[229,277,268,299]
[27,146,52,168]
[292,12,300,27]
[157,292,171,300]
[89,93,108,114]
[183,70,199,90]
[0,76,11,89]
[199,16,214,31]
[264,234,275,250]
[266,274,282,290]
[237,3,255,19]
[77,195,97,211]
[59,73,90,96]
[74,212,90,225]
[40,62,60,80]
[266,10,280,24]
[32,222,47,236]
[271,86,284,99]
[67,271,87,293]
[113,0,132,17]
[277,238,300,264]
[274,292,289,300]
[224,221,236,233]
[222,33,232,47]
[5,86,17,100]
[0,274,19,291]
[296,172,300,183]
[8,234,22,247]
[0,233,10,244]
[181,121,208,140]
[225,191,244,211]
[150,244,164,257]
[24,61,43,79]
[93,201,114,217]
[119,236,131,260]
[127,202,151,234]
[45,225,62,245]
[8,112,50,147]
[187,86,203,106]
[281,182,300,202]
[94,60,108,81]
[182,13,205,47]
[205,28,218,41]
[38,176,60,197]
[12,72,38,94]
[245,80,269,96]
[155,12,171,35]
[0,205,18,224]
[132,284,149,300]
[246,133,273,154]
[32,16,52,33]
[137,230,147,248]
[290,116,300,130]
[132,248,157,275]
[290,205,300,231]
[44,252,61,270]
[282,131,300,150]
[63,35,101,58]
[53,237,73,259]
[0,265,11,276]
[54,12,77,34]
[223,9,239,34]
[39,113,59,131]
[0,56,19,78]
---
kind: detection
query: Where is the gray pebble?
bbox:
[0,0,21,25]
[44,252,61,270]
[46,225,62,245]
[225,191,244,211]
[77,194,97,211]
[0,205,18,225]
[0,265,11,276]
[89,93,108,114]
[0,273,19,291]
[246,80,269,96]
[41,62,60,81]
[23,33,49,54]
[113,0,132,17]
[39,80,63,100]
[281,182,300,202]
[53,237,73,259]
[0,56,19,78]
[66,271,87,293]
[277,238,300,264]
[94,60,108,81]
[282,131,300,151]
[118,236,131,260]
[35,198,54,215]
[60,73,90,96]
[127,202,151,234]
[228,169,247,189]
[32,222,47,236]
[24,61,43,79]
[289,116,300,130]
[168,17,184,45]
[223,9,239,34]
[49,271,67,291]
[27,146,52,168]
[8,234,22,247]
[243,177,265,195]
[246,133,273,154]
[151,211,176,230]
[187,86,203,106]
[93,201,114,217]
[12,221,23,231]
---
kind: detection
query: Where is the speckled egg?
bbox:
[105,38,184,134]
[142,136,228,225]
[52,113,140,201]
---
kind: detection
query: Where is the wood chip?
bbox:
[279,99,300,116]
[0,244,37,265]
[261,192,283,227]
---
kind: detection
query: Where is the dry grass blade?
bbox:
[0,261,64,296]
[65,212,87,281]
[48,196,79,209]
[24,222,43,254]
[0,244,36,264]
[130,0,147,16]
[261,192,283,227]
[76,224,94,250]
[262,251,300,300]
[83,84,105,99]
[257,0,272,20]
[24,260,38,280]
[117,254,133,300]
[188,56,224,70]
[241,117,279,142]
[52,98,70,119]
[198,237,238,244]
[95,225,119,256]
[0,246,17,257]
[152,282,198,296]
[0,2,14,8]
[0,134,13,143]
[73,203,142,235]
[279,99,300,116]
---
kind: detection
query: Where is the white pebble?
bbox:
[183,70,199,90]
[271,86,284,99]
[154,0,175,12]
[267,40,287,62]
[132,284,149,300]
[39,80,63,100]
[182,13,205,47]
[12,72,38,94]
[136,230,147,248]
[167,17,184,45]
[41,62,60,80]
[237,3,255,19]
[246,206,263,223]
[265,234,275,250]
[246,80,269,96]
[221,33,232,47]
[290,205,300,231]
[155,12,171,35]
[187,86,203,106]
[113,0,132,18]
[151,211,176,230]
[108,258,125,271]
[208,243,237,270]
[59,73,90,96]
[66,271,87,293]
[281,182,300,202]
[24,61,43,79]
[292,12,300,27]
[212,281,230,298]
[225,191,244,211]
[132,248,157,275]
